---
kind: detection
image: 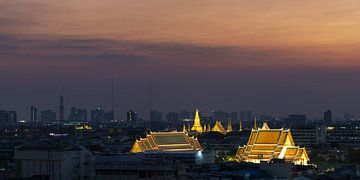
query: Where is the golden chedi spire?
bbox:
[203,123,207,132]
[207,124,211,132]
[226,118,233,133]
[191,109,203,132]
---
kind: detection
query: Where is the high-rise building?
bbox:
[240,111,253,122]
[105,111,114,122]
[212,111,229,121]
[0,110,17,126]
[179,111,191,121]
[127,110,138,122]
[59,96,64,121]
[166,112,179,122]
[91,107,105,123]
[285,114,307,125]
[68,107,87,121]
[324,110,332,124]
[230,112,238,122]
[40,109,56,123]
[30,106,37,123]
[260,115,273,122]
[150,111,163,121]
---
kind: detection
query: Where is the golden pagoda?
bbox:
[226,119,233,133]
[131,131,202,153]
[235,123,309,165]
[211,120,226,135]
[191,109,203,132]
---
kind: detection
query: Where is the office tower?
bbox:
[59,96,64,121]
[260,115,273,122]
[166,112,179,122]
[230,112,238,122]
[68,107,87,121]
[324,110,332,124]
[0,110,17,126]
[91,107,105,123]
[105,111,114,122]
[150,111,163,121]
[40,109,56,123]
[240,111,253,122]
[30,106,37,123]
[127,110,138,123]
[179,111,191,121]
[212,111,229,121]
[286,114,307,125]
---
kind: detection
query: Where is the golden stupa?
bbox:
[191,109,203,133]
[236,122,309,165]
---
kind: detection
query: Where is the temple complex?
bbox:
[130,131,202,153]
[236,123,309,165]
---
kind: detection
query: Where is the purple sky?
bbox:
[1,1,360,120]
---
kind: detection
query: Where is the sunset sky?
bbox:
[1,0,360,120]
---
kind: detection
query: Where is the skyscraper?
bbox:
[127,110,138,123]
[150,111,163,121]
[0,110,17,126]
[324,110,332,124]
[91,107,105,123]
[40,109,56,123]
[30,106,37,123]
[240,111,253,122]
[179,111,191,121]
[68,107,87,121]
[166,112,179,122]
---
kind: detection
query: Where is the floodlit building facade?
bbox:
[130,131,202,153]
[236,123,309,165]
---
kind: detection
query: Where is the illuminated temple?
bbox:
[236,123,309,165]
[130,131,202,153]
[190,109,232,134]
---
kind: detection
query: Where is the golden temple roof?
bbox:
[236,123,309,165]
[211,120,226,135]
[131,131,202,153]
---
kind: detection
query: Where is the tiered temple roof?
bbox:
[236,123,309,165]
[131,131,202,153]
[211,120,226,135]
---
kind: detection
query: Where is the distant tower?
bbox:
[59,96,64,121]
[324,110,332,124]
[191,109,203,132]
[30,106,37,123]
[227,118,233,133]
[253,116,257,130]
